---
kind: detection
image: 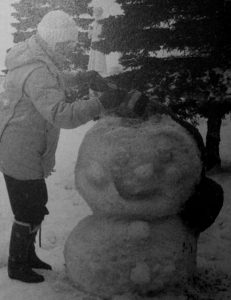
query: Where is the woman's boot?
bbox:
[28,225,52,270]
[8,221,44,283]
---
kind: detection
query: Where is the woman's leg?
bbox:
[4,174,50,283]
[4,174,49,225]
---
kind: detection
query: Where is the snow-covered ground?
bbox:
[0,118,231,300]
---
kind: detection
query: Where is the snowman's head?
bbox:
[75,114,202,219]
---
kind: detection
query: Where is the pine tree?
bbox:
[11,0,93,70]
[96,0,231,170]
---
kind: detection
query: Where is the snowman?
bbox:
[64,100,223,298]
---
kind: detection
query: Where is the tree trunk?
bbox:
[205,114,222,170]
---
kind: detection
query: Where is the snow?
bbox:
[0,118,231,299]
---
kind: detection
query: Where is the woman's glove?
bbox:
[80,70,99,81]
[89,78,110,92]
[98,89,127,110]
[83,71,109,92]
[65,70,109,91]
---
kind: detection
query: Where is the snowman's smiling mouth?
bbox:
[114,177,160,201]
[112,163,160,201]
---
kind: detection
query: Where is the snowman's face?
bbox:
[75,115,202,218]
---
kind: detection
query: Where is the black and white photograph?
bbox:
[0,0,231,299]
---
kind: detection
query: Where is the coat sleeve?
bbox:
[24,66,104,129]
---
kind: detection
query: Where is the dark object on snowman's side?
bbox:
[180,176,223,233]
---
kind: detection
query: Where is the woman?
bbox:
[0,10,127,283]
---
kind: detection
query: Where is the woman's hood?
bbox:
[5,35,63,71]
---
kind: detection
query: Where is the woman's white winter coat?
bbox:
[0,35,103,179]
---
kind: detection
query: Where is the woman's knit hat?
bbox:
[37,10,79,50]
